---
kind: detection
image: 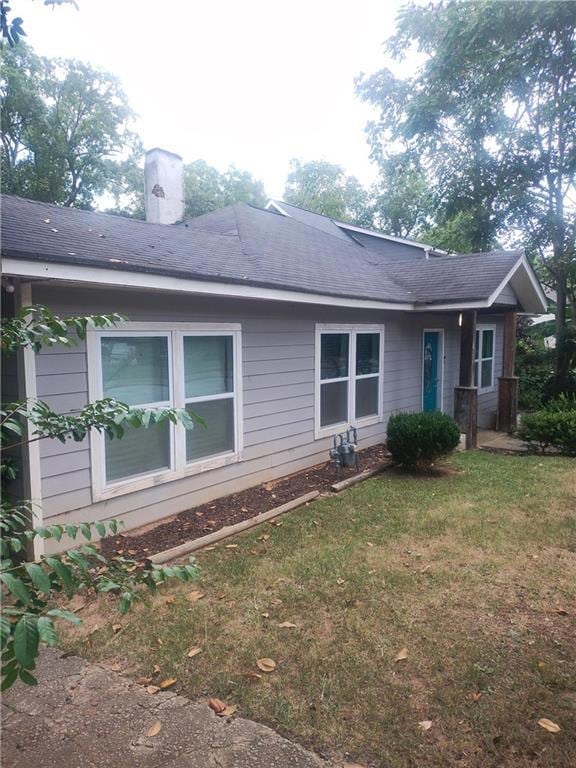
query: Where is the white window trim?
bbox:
[87,322,243,502]
[421,328,445,413]
[314,324,385,440]
[475,324,496,394]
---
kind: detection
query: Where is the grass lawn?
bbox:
[68,453,576,767]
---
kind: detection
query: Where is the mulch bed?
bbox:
[100,444,389,562]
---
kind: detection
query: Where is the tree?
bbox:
[371,153,434,239]
[1,44,142,209]
[357,0,576,390]
[0,306,199,691]
[184,160,267,218]
[283,159,373,227]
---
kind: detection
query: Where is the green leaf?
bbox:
[79,522,92,540]
[13,615,39,669]
[1,572,33,605]
[95,521,106,538]
[24,563,51,594]
[65,524,79,539]
[1,666,19,692]
[18,668,38,686]
[47,608,83,625]
[44,556,74,590]
[37,616,58,646]
[0,615,11,648]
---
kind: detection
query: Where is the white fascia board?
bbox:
[264,200,291,217]
[3,258,414,312]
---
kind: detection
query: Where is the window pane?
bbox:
[482,329,494,359]
[481,359,493,388]
[105,420,170,482]
[186,398,235,462]
[321,334,349,380]
[102,337,169,405]
[184,336,233,399]
[474,363,479,387]
[475,330,480,363]
[356,376,379,418]
[356,333,380,375]
[320,380,348,426]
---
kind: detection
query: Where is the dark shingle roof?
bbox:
[1,195,524,307]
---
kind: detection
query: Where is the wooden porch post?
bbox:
[496,311,519,433]
[454,310,478,449]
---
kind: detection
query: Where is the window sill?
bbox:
[92,451,242,502]
[477,386,496,396]
[314,413,382,441]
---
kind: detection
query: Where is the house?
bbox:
[1,148,547,555]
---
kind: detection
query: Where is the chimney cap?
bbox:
[145,147,183,161]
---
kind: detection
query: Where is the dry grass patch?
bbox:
[64,453,576,768]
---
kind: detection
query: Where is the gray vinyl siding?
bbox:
[348,231,427,258]
[28,283,486,548]
[493,283,518,306]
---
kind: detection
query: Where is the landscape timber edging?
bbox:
[147,490,320,564]
[329,461,392,492]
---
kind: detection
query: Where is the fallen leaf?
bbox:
[261,612,270,619]
[418,720,432,731]
[153,664,161,674]
[256,658,276,673]
[159,678,177,690]
[420,565,431,574]
[277,622,297,629]
[394,647,409,662]
[110,663,122,672]
[225,544,238,549]
[538,718,561,733]
[471,691,482,702]
[146,685,160,695]
[240,507,249,513]
[336,578,345,585]
[136,676,153,685]
[43,217,50,223]
[165,596,176,605]
[188,591,205,602]
[147,720,162,737]
[258,534,270,542]
[208,698,226,714]
[156,638,164,646]
[51,227,59,233]
[366,541,374,547]
[555,608,569,616]
[243,671,262,680]
[217,704,237,717]
[112,623,122,634]
[187,647,202,658]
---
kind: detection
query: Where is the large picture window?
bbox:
[89,324,242,499]
[316,325,384,438]
[474,325,495,392]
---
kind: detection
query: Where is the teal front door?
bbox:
[423,331,441,412]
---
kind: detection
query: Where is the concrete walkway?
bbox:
[477,429,527,453]
[1,649,328,768]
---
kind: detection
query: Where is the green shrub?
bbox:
[518,409,576,455]
[386,411,461,470]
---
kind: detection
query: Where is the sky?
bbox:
[21,0,407,198]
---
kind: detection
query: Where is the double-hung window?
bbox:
[315,324,384,438]
[474,325,495,392]
[89,323,242,500]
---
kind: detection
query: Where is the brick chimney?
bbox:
[144,148,185,225]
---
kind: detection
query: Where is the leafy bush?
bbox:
[517,409,576,455]
[386,411,461,470]
[1,305,200,691]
